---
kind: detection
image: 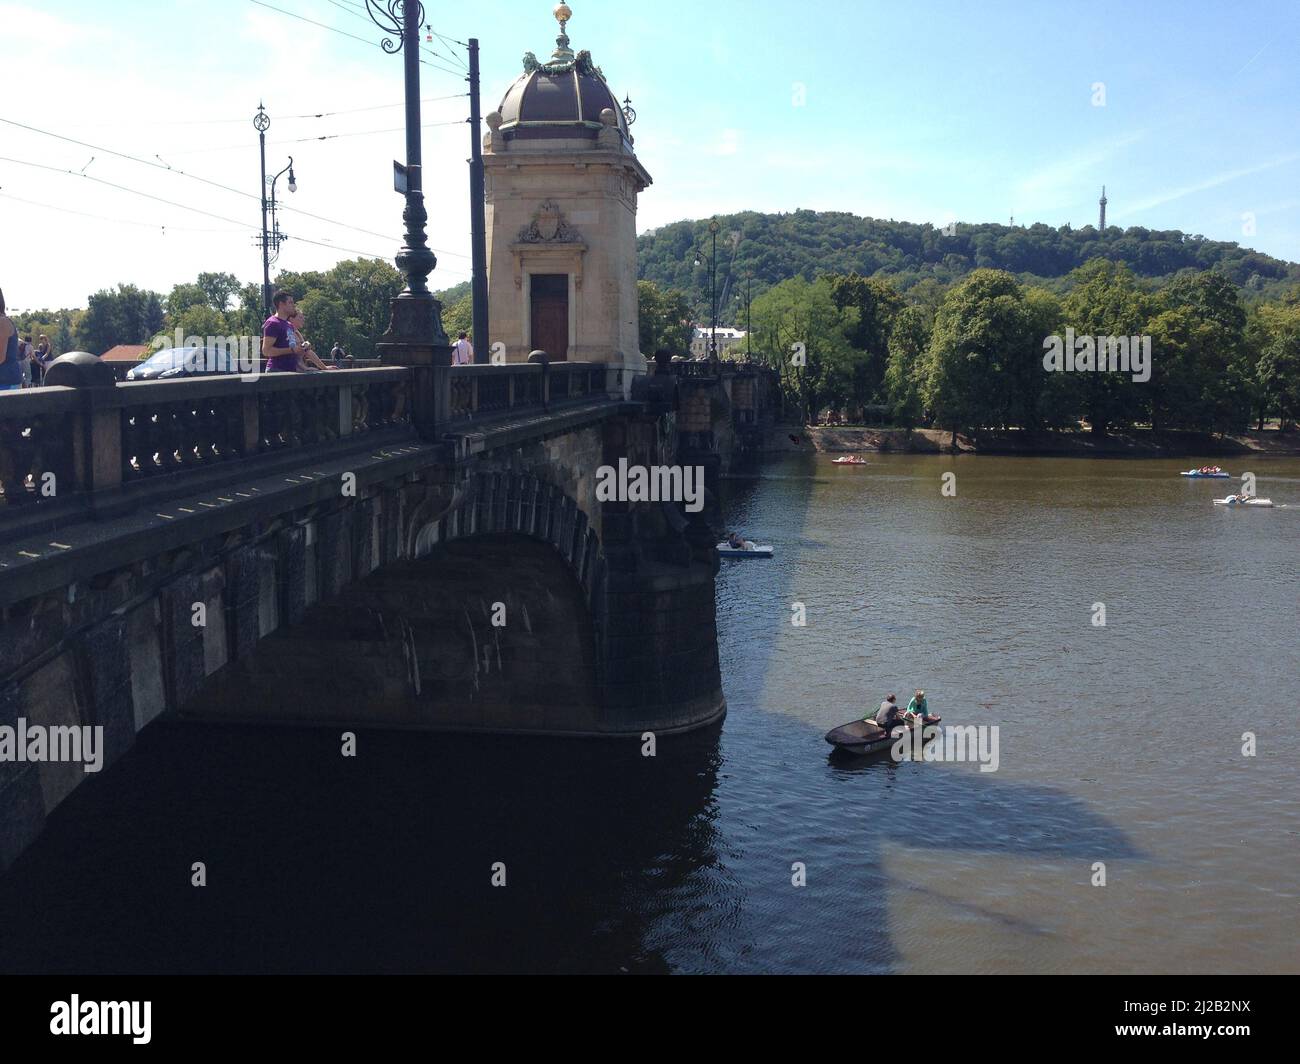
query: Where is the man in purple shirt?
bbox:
[262,291,301,372]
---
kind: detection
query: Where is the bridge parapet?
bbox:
[0,363,619,540]
[0,368,414,534]
[445,361,606,422]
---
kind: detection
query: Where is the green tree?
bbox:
[1154,272,1249,431]
[883,305,930,428]
[1060,259,1151,434]
[298,289,352,356]
[751,276,855,424]
[1020,286,1064,429]
[923,269,1036,444]
[637,280,693,356]
[829,272,904,407]
[441,292,473,343]
[196,271,242,311]
[165,283,209,320]
[1253,301,1300,429]
[77,284,165,354]
[173,305,232,343]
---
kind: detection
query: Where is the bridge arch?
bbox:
[410,471,604,611]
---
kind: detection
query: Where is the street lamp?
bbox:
[253,103,297,320]
[364,0,447,351]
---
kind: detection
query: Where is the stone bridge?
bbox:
[0,353,778,870]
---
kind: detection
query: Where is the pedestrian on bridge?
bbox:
[262,291,302,373]
[453,332,474,365]
[0,289,22,392]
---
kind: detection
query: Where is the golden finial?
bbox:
[552,3,574,60]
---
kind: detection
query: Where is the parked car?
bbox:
[125,346,254,380]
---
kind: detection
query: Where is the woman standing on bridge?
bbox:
[0,289,23,392]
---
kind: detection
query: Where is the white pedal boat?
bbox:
[1181,469,1230,478]
[1214,496,1273,507]
[717,541,774,558]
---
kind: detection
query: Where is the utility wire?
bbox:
[325,0,469,69]
[247,0,468,78]
[0,191,247,234]
[0,155,262,229]
[166,118,468,157]
[56,93,468,128]
[0,153,474,261]
[0,115,427,246]
[0,155,394,259]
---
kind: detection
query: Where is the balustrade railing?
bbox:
[0,360,612,533]
[443,362,606,424]
[0,389,78,513]
[0,368,411,531]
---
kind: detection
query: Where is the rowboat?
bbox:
[1214,496,1274,507]
[1181,469,1230,478]
[716,541,774,558]
[832,456,868,465]
[824,715,942,757]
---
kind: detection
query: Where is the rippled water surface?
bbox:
[2,454,1297,973]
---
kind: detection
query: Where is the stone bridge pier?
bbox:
[0,355,777,869]
[182,407,724,736]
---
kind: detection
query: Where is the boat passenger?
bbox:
[727,532,743,549]
[905,689,928,720]
[873,694,906,733]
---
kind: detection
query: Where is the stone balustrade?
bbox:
[0,361,613,537]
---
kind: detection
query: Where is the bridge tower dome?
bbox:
[482,3,652,389]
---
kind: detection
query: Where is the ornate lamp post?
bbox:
[253,104,297,320]
[365,0,448,352]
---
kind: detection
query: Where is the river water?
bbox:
[2,454,1297,973]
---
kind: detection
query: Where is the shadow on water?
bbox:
[0,720,728,974]
[0,453,1147,973]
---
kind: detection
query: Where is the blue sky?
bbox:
[2,0,1299,310]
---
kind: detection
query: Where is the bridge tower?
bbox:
[482,3,652,393]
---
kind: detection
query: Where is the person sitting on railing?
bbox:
[287,311,332,371]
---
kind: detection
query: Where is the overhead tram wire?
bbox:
[0,191,247,234]
[165,118,469,157]
[246,0,467,78]
[0,156,392,260]
[0,116,472,258]
[56,93,468,129]
[322,0,469,69]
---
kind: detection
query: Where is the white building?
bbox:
[689,326,747,359]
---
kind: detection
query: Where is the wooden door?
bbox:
[529,274,569,360]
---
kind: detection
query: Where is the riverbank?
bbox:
[765,425,1300,457]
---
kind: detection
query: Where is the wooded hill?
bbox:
[636,210,1300,321]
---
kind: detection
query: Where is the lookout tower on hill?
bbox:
[481,3,652,388]
[1099,185,1108,232]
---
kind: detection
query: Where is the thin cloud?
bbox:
[1015,131,1146,202]
[1115,153,1300,220]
